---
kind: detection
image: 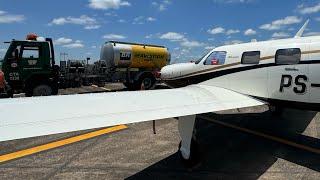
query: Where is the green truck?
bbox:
[0,35,59,97]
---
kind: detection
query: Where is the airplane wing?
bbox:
[0,84,264,142]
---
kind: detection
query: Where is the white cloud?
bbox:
[160,32,185,41]
[298,3,320,14]
[226,29,240,35]
[272,32,290,39]
[152,0,171,11]
[224,40,243,45]
[50,18,66,25]
[145,34,153,39]
[55,37,73,45]
[50,15,96,25]
[213,0,254,3]
[118,19,126,23]
[133,16,145,24]
[208,27,225,34]
[147,17,156,22]
[49,15,100,30]
[260,16,302,31]
[160,32,204,49]
[133,16,157,24]
[104,12,118,16]
[55,38,85,48]
[304,32,320,36]
[205,46,215,50]
[288,27,295,31]
[160,32,204,48]
[103,33,126,39]
[89,0,131,10]
[84,25,101,30]
[159,4,166,11]
[171,48,199,63]
[180,40,204,48]
[62,40,84,48]
[244,28,257,36]
[0,48,7,52]
[0,11,25,23]
[91,45,97,49]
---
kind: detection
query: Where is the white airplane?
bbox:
[0,20,319,166]
[161,20,319,111]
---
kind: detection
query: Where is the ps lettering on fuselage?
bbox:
[280,74,308,94]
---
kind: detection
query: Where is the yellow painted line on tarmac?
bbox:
[0,125,128,163]
[198,115,320,154]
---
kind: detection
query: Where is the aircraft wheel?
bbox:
[178,137,201,168]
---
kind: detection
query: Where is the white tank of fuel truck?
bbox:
[100,41,171,90]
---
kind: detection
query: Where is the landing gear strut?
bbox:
[178,115,201,167]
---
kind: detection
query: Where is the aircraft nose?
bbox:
[160,65,173,79]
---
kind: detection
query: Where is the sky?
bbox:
[1,0,320,64]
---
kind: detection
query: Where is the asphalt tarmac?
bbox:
[1,85,320,180]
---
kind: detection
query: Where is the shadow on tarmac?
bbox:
[127,109,320,179]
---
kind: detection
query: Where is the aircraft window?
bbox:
[204,51,226,65]
[241,51,260,64]
[275,48,301,65]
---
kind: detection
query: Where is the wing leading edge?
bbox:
[0,85,264,142]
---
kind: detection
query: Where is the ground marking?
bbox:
[0,125,128,163]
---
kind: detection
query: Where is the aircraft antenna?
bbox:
[295,19,309,38]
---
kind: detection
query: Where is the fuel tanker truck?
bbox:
[100,41,170,90]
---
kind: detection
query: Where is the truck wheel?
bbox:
[138,76,155,90]
[32,85,53,96]
[7,89,14,98]
[52,85,59,95]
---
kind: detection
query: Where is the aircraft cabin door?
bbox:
[268,47,309,103]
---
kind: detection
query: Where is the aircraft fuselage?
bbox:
[161,36,320,110]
